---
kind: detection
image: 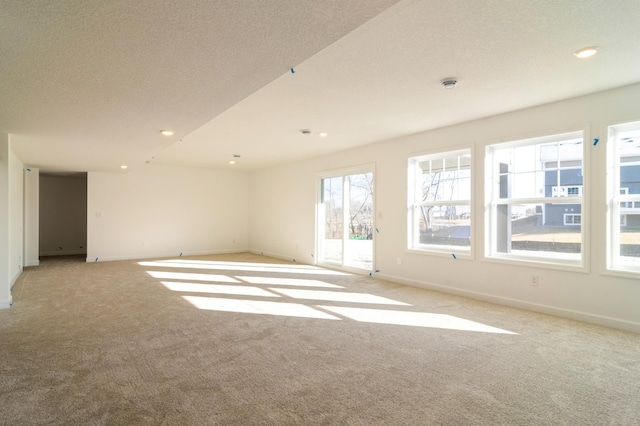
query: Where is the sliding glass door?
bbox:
[318,168,374,271]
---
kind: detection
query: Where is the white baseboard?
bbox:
[24,260,40,267]
[248,249,313,265]
[377,272,640,334]
[86,248,249,263]
[41,250,86,257]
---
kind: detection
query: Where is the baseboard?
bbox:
[248,249,313,265]
[24,260,40,267]
[376,272,640,334]
[41,250,87,257]
[86,248,249,263]
[10,270,21,288]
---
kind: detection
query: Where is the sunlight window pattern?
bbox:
[485,132,584,265]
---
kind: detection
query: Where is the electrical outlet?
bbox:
[530,275,539,286]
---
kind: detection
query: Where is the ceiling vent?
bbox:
[441,79,458,89]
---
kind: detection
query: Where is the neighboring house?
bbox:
[540,140,640,228]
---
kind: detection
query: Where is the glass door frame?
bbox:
[316,164,376,274]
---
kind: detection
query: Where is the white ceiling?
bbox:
[3,0,640,173]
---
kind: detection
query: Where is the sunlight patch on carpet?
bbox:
[161,281,278,297]
[318,306,517,334]
[139,260,349,276]
[271,288,409,305]
[182,296,340,320]
[147,270,240,283]
[236,276,343,288]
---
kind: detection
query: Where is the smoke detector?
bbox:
[441,79,458,89]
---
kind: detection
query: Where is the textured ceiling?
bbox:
[3,0,640,173]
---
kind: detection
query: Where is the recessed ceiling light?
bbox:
[160,130,174,136]
[229,160,236,165]
[573,47,598,59]
[319,132,328,137]
[120,165,128,169]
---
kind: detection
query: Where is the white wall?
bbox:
[0,135,24,309]
[23,168,39,266]
[0,134,10,308]
[87,164,249,261]
[39,174,87,256]
[9,147,23,286]
[249,83,640,333]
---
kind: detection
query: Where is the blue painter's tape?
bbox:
[451,253,457,259]
[180,252,183,256]
[95,257,98,262]
[375,228,380,233]
[290,68,295,74]
[375,269,380,273]
[369,272,372,276]
[310,253,314,257]
[593,138,599,146]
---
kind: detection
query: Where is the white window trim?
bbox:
[408,148,472,257]
[606,121,640,275]
[485,131,585,268]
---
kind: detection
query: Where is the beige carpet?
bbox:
[1,252,639,425]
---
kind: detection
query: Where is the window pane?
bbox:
[494,203,581,258]
[420,154,471,202]
[418,205,471,248]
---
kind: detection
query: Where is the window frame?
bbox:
[484,131,586,269]
[606,121,640,275]
[407,148,472,257]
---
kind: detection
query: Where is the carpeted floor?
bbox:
[1,252,639,425]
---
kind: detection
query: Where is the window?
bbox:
[552,186,583,197]
[607,121,640,273]
[408,149,471,253]
[564,213,581,225]
[485,131,584,265]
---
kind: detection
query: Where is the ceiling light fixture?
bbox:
[573,47,598,59]
[319,132,328,137]
[441,79,458,89]
[120,165,128,169]
[229,160,236,165]
[160,130,174,136]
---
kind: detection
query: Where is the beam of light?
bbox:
[183,296,340,320]
[318,306,517,334]
[236,276,343,288]
[270,289,409,306]
[139,260,349,276]
[161,281,278,297]
[146,271,240,283]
